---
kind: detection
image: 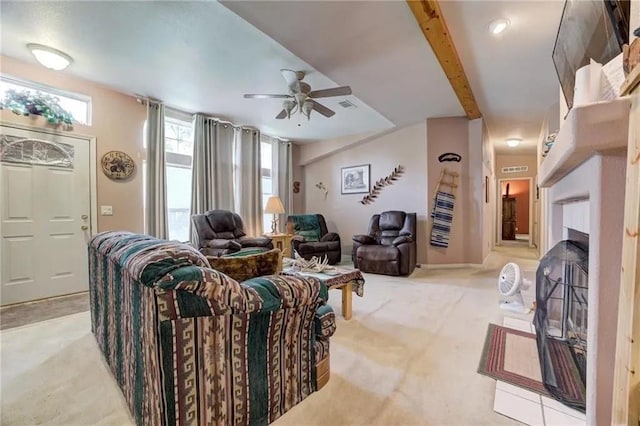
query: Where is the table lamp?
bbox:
[264,195,285,234]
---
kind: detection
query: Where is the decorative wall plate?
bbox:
[101,151,135,180]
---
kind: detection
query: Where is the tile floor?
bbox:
[494,316,586,426]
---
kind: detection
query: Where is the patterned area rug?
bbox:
[477,323,549,395]
[540,335,586,412]
[478,323,587,411]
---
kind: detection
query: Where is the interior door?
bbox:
[0,125,91,306]
[502,197,517,240]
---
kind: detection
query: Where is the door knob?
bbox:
[81,214,88,220]
[81,225,89,231]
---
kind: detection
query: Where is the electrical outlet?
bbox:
[101,205,113,216]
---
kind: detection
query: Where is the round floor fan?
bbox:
[498,263,531,313]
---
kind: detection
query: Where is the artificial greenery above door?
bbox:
[0,89,74,129]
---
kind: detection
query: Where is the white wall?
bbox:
[303,123,428,263]
[297,129,391,165]
[482,121,495,262]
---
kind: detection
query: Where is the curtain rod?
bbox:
[198,114,260,133]
[136,96,289,141]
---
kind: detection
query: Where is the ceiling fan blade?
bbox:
[275,109,287,119]
[309,86,352,98]
[244,94,291,99]
[311,100,335,118]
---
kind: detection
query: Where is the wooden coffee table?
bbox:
[282,267,364,320]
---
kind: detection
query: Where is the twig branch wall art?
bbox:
[359,165,405,205]
[315,182,328,199]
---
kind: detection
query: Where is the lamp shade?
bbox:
[264,196,285,214]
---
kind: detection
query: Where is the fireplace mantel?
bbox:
[539,97,631,188]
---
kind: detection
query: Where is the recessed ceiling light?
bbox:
[27,43,73,70]
[506,138,522,147]
[488,18,510,35]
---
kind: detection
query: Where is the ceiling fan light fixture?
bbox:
[302,100,314,120]
[27,43,73,70]
[283,99,295,119]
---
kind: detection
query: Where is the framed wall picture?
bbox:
[341,164,370,194]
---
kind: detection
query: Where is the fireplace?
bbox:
[534,239,588,411]
[538,98,629,424]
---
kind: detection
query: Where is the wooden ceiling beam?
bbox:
[406,0,481,120]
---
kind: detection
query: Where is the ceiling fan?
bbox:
[244,69,352,120]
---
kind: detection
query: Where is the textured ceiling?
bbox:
[223,0,565,154]
[438,1,565,154]
[221,0,465,129]
[0,0,565,153]
[0,1,394,143]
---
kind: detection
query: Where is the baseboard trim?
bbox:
[423,263,483,269]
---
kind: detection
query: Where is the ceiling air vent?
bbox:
[338,99,356,109]
[501,166,529,173]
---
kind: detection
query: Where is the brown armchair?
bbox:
[192,210,273,256]
[352,211,417,276]
[287,214,341,265]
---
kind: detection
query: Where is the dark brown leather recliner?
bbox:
[287,214,341,265]
[191,210,273,257]
[352,211,417,276]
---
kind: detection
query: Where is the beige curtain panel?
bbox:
[234,128,262,236]
[145,103,168,239]
[190,114,235,241]
[272,139,292,233]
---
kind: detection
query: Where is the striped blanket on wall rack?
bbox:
[430,191,456,248]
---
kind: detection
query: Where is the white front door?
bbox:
[0,125,92,306]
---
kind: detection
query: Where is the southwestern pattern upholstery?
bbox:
[192,209,273,256]
[89,231,335,426]
[352,211,417,276]
[313,305,335,362]
[287,214,341,265]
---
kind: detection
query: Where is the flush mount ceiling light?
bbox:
[488,18,510,35]
[506,138,522,147]
[27,43,73,70]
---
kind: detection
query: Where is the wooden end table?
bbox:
[265,233,293,257]
[282,267,365,320]
[264,233,293,272]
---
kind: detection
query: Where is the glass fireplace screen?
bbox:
[533,240,588,412]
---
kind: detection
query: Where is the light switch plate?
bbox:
[101,205,113,216]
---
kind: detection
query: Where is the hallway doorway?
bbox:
[497,177,533,248]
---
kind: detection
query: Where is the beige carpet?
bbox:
[1,247,539,425]
[503,334,542,382]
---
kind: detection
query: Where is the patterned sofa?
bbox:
[88,231,335,425]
